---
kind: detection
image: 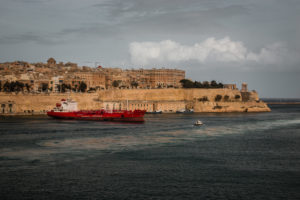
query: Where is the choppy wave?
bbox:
[1,116,299,162]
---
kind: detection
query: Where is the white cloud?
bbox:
[129,37,287,65]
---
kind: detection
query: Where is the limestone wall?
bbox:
[97,88,242,101]
[0,88,270,115]
[0,93,101,115]
[194,101,270,112]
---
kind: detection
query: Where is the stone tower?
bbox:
[241,82,248,92]
[47,57,56,67]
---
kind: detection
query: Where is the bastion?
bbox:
[0,88,270,115]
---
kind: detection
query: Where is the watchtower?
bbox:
[241,82,248,92]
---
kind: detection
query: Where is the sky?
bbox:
[0,0,299,98]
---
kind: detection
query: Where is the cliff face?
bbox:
[0,88,270,115]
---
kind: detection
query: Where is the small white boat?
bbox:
[194,120,203,126]
[146,110,162,114]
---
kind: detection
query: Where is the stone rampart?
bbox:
[97,88,242,101]
[0,88,270,115]
[0,93,100,115]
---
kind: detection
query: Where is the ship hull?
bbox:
[47,110,145,122]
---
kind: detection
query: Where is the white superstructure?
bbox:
[53,99,78,112]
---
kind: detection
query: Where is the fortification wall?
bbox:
[97,88,242,101]
[194,101,270,112]
[0,93,101,115]
[0,88,270,115]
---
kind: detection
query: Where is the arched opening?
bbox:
[1,104,5,113]
[9,104,13,113]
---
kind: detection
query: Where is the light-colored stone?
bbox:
[0,88,270,115]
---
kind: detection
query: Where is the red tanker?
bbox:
[47,99,145,122]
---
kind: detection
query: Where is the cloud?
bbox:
[129,37,288,66]
[0,32,67,45]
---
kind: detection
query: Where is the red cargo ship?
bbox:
[47,99,145,122]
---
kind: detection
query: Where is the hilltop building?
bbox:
[0,58,185,92]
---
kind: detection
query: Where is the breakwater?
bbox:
[0,88,270,115]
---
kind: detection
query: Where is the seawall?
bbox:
[0,88,270,115]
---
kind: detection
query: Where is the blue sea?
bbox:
[0,104,300,199]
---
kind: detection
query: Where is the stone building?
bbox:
[49,76,64,92]
[102,68,185,89]
[74,72,106,90]
[47,58,56,67]
[0,58,186,92]
[224,84,237,90]
[147,68,185,88]
[241,82,248,92]
[1,101,15,114]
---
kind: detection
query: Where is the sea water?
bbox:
[0,104,299,199]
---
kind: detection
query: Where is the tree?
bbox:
[202,81,210,88]
[180,79,194,88]
[131,81,138,88]
[62,84,66,93]
[218,82,224,88]
[194,81,203,88]
[60,83,70,93]
[3,81,10,92]
[215,94,222,102]
[2,81,24,92]
[211,80,218,88]
[66,84,71,90]
[112,80,121,88]
[79,82,87,92]
[25,83,30,92]
[9,81,16,92]
[15,81,24,92]
[56,85,61,92]
[73,85,78,92]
